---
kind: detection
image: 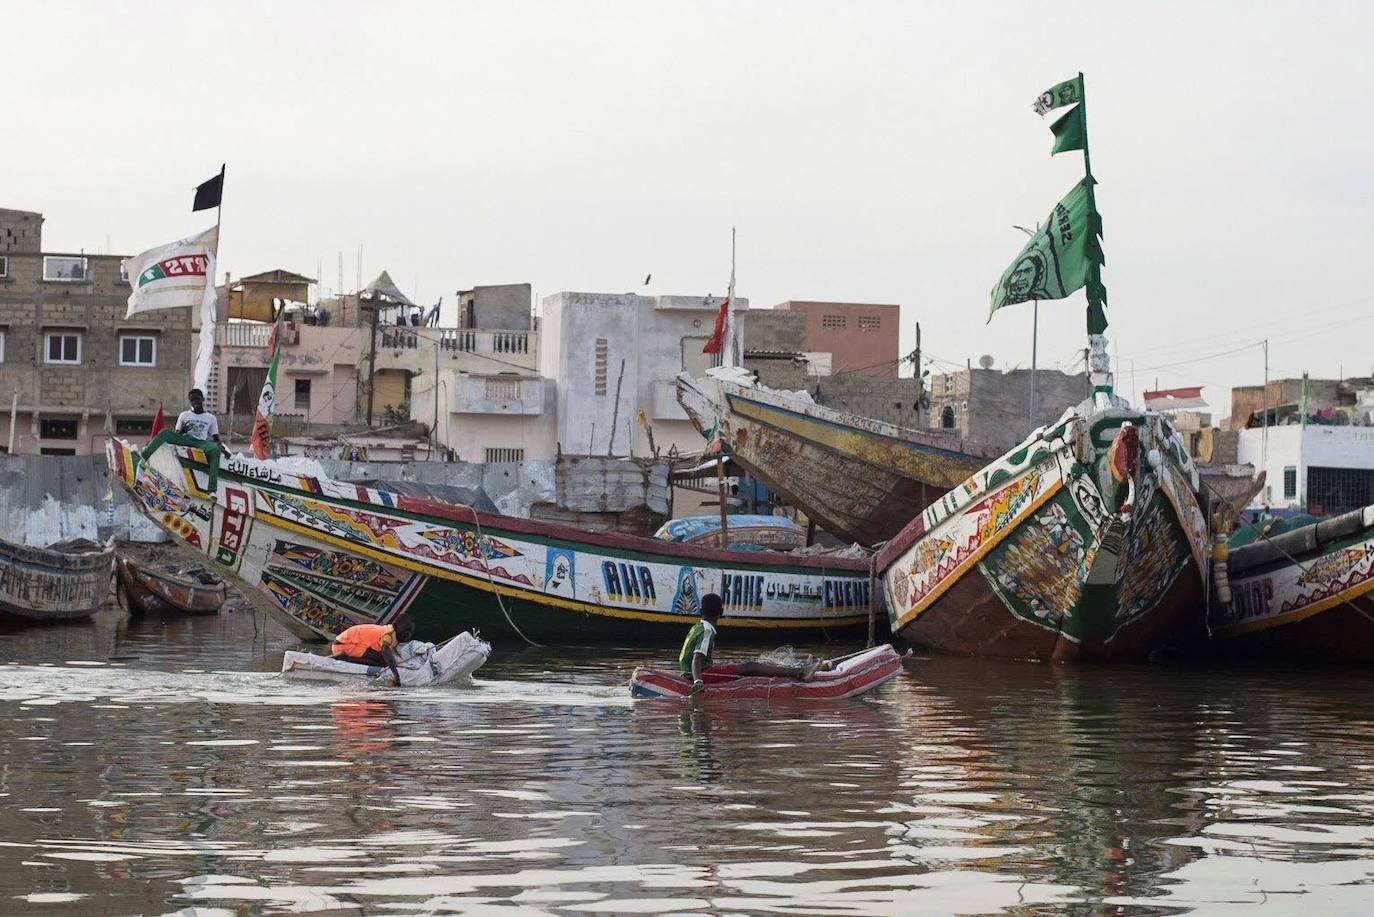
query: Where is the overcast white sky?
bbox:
[8,1,1372,416]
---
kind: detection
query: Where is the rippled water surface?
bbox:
[2,607,1374,914]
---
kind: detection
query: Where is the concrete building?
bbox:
[457,283,533,330]
[773,300,901,378]
[0,207,192,455]
[542,291,748,458]
[739,308,810,390]
[1229,376,1374,430]
[1238,424,1374,515]
[927,364,1090,452]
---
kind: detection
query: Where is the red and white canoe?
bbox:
[629,645,905,701]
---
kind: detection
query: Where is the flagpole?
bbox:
[727,226,737,368]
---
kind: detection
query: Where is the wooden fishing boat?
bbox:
[875,403,1213,662]
[1210,505,1374,661]
[107,432,875,645]
[281,632,491,686]
[676,369,1000,544]
[115,556,228,615]
[629,644,905,700]
[0,536,114,622]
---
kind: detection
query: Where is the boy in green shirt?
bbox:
[679,593,824,694]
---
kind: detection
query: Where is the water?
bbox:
[2,608,1374,914]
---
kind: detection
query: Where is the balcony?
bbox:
[375,328,538,374]
[450,374,546,415]
[218,322,272,348]
[652,379,689,421]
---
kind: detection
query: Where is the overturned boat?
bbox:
[1210,506,1374,662]
[107,433,876,646]
[677,368,999,544]
[0,536,114,622]
[629,644,905,700]
[282,632,491,686]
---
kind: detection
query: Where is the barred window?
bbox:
[485,447,525,464]
[821,314,846,329]
[858,316,881,331]
[1282,466,1297,500]
[594,339,608,395]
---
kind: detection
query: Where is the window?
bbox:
[594,338,608,395]
[43,256,87,282]
[1282,466,1297,500]
[41,418,79,440]
[682,337,714,378]
[0,255,7,278]
[119,335,156,366]
[858,316,882,331]
[0,330,5,363]
[40,448,76,456]
[1306,466,1374,517]
[119,262,129,283]
[821,314,846,329]
[294,378,311,410]
[940,406,956,429]
[44,332,81,364]
[485,447,525,464]
[943,375,954,394]
[115,418,153,436]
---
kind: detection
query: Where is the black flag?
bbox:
[192,165,224,212]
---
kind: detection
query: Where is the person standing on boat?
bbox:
[331,617,416,685]
[176,388,225,450]
[680,594,824,695]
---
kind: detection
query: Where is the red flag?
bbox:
[149,402,166,438]
[702,294,731,355]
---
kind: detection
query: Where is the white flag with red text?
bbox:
[122,225,219,390]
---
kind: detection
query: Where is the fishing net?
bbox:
[752,646,821,668]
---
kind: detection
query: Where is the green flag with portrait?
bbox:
[989,180,1104,320]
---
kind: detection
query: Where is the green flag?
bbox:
[1032,76,1082,116]
[989,180,1104,320]
[1050,106,1085,154]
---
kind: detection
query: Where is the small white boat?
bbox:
[281,632,491,687]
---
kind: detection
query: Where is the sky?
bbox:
[8,1,1373,419]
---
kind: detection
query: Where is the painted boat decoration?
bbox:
[875,402,1213,662]
[0,536,114,622]
[281,632,491,686]
[677,369,1000,545]
[1210,505,1374,661]
[106,432,875,645]
[115,557,228,616]
[629,645,905,700]
[653,514,807,551]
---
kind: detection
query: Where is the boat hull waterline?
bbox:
[107,433,875,645]
[0,537,115,622]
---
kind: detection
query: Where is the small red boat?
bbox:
[629,645,905,700]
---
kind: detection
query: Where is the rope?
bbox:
[464,504,541,647]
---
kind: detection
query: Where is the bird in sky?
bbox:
[643,273,651,285]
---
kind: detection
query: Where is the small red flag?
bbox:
[149,402,166,438]
[702,295,731,355]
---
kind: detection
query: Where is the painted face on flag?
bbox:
[1004,253,1047,302]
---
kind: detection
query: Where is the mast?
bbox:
[1075,73,1113,402]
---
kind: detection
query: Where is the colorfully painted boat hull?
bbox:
[1211,505,1374,662]
[629,644,905,700]
[677,371,999,545]
[107,433,876,646]
[876,404,1212,662]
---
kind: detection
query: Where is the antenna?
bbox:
[337,251,343,297]
[979,354,994,370]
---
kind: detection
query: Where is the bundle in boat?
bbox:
[281,632,491,687]
[629,644,904,700]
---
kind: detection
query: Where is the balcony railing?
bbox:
[218,322,272,348]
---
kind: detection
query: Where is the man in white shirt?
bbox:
[176,388,225,450]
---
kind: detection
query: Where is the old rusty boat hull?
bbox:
[108,432,876,646]
[629,645,905,700]
[115,557,228,616]
[1211,506,1374,662]
[876,403,1212,662]
[676,371,1000,545]
[0,537,115,622]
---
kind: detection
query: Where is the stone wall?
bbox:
[460,283,532,330]
[927,367,1089,451]
[808,372,925,428]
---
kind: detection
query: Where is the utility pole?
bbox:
[365,297,379,426]
[914,321,922,426]
[1261,338,1269,477]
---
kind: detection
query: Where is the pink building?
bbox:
[772,300,901,378]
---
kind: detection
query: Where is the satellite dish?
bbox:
[978,354,994,369]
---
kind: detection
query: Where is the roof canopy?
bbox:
[359,270,416,307]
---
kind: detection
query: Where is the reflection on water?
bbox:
[2,608,1374,913]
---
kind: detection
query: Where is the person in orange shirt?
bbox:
[331,617,416,685]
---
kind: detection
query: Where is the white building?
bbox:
[540,291,747,458]
[1238,424,1374,515]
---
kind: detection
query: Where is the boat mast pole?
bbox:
[1076,73,1111,399]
